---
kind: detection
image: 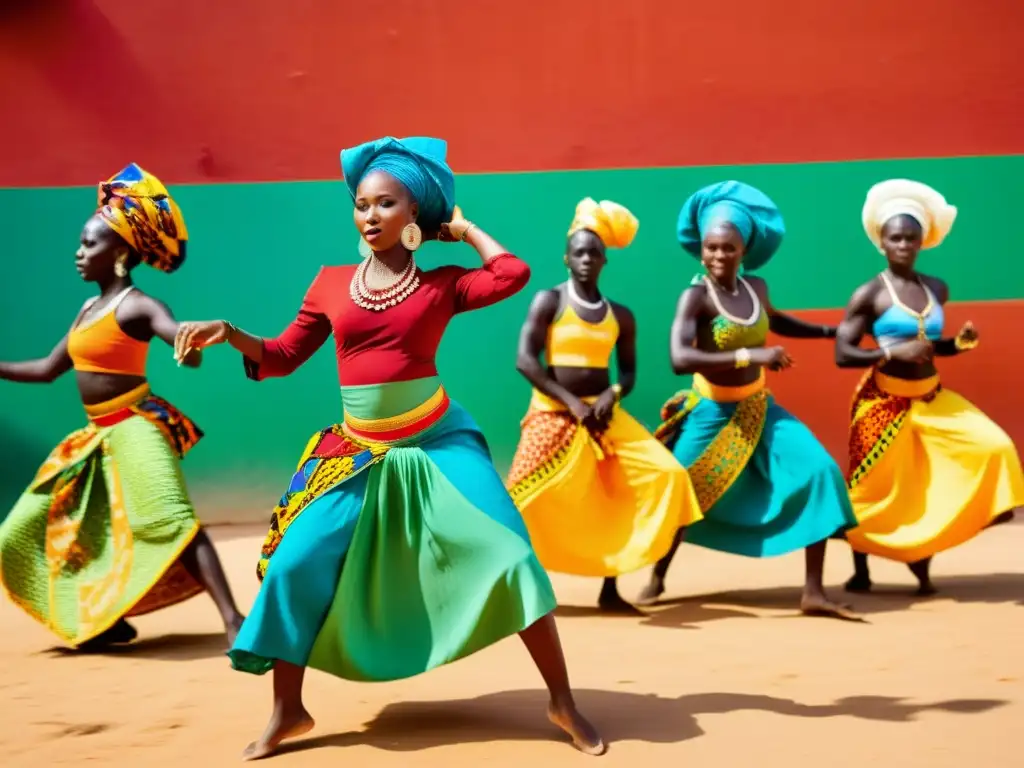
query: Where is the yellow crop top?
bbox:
[546,302,619,368]
[67,287,150,376]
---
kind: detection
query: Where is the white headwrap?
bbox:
[861,179,957,251]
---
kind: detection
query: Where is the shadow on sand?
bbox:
[275,687,1007,756]
[39,632,229,662]
[628,572,1024,630]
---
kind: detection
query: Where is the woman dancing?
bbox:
[173,137,604,760]
[835,178,1023,595]
[0,164,244,651]
[637,180,859,619]
[508,197,699,611]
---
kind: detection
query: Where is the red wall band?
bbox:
[1,0,1021,187]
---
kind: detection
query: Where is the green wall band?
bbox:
[2,154,1020,519]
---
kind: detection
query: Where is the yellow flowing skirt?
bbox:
[846,370,1024,562]
[506,390,700,577]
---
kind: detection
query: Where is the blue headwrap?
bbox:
[676,180,785,272]
[340,136,456,233]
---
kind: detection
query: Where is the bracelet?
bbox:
[225,321,238,342]
[611,383,623,401]
[734,348,751,369]
[954,331,978,352]
[460,222,477,242]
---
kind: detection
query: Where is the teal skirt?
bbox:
[657,384,857,558]
[229,395,556,682]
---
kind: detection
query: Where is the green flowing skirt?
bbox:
[229,393,556,682]
[0,392,204,646]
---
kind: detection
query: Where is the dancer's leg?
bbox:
[519,613,605,756]
[179,527,246,642]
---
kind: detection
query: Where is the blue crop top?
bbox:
[871,272,944,348]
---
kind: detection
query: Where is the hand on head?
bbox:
[438,206,473,243]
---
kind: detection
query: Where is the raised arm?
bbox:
[834,281,891,368]
[0,335,74,384]
[670,286,759,374]
[451,225,531,312]
[174,271,332,379]
[0,302,90,384]
[125,293,203,368]
[748,276,836,339]
[515,290,585,409]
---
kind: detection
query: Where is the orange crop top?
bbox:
[546,301,619,368]
[67,288,149,376]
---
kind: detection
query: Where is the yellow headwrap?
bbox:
[862,179,957,251]
[567,197,639,249]
[97,163,189,273]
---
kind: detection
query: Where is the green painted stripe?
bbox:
[1,154,1020,515]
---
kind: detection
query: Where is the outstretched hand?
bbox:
[957,320,979,345]
[174,321,231,364]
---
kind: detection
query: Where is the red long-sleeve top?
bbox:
[245,254,530,386]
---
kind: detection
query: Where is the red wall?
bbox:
[775,302,1024,464]
[1,0,1021,187]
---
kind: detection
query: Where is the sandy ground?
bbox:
[2,523,1021,768]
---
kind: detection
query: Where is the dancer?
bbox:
[0,164,245,651]
[835,178,1024,595]
[508,197,699,611]
[637,181,859,619]
[173,137,604,760]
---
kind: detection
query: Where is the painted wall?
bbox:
[1,0,1022,185]
[2,2,1021,522]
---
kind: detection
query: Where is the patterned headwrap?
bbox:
[862,179,957,251]
[340,136,456,233]
[677,180,785,272]
[567,198,639,249]
[97,163,188,273]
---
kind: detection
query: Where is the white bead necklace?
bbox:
[703,275,761,326]
[350,255,420,311]
[567,280,605,311]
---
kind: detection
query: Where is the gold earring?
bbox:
[401,222,422,252]
[358,238,372,259]
[114,257,128,278]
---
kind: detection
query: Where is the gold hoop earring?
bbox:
[401,222,422,252]
[358,238,373,259]
[114,259,128,278]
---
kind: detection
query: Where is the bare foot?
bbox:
[844,573,873,593]
[226,614,245,648]
[547,701,606,756]
[800,592,864,622]
[241,708,315,761]
[598,589,641,614]
[915,582,938,597]
[987,510,1015,528]
[77,619,138,652]
[634,578,665,606]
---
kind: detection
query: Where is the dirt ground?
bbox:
[2,522,1021,767]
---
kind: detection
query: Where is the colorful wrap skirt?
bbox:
[228,376,556,682]
[0,383,204,646]
[845,369,1024,562]
[506,389,701,577]
[655,371,857,557]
